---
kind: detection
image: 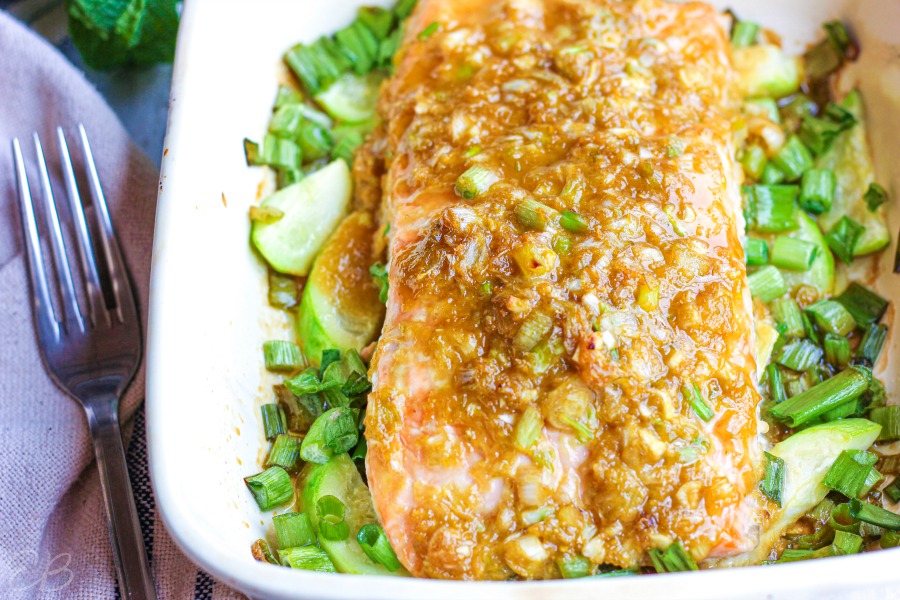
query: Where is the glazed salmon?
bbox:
[365,0,763,579]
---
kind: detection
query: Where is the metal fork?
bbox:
[13,125,157,600]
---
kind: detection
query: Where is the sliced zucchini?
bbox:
[299,453,408,575]
[733,44,803,99]
[779,211,835,296]
[251,159,352,276]
[314,71,386,123]
[296,211,385,366]
[816,90,889,256]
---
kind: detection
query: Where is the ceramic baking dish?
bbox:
[145,0,900,597]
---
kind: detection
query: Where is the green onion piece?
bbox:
[251,539,278,564]
[378,26,404,68]
[263,340,304,372]
[418,21,440,40]
[244,138,261,166]
[771,297,806,338]
[829,502,858,533]
[768,364,871,427]
[864,182,888,212]
[799,169,836,215]
[806,300,857,336]
[771,136,813,182]
[849,498,900,531]
[775,339,824,372]
[514,199,554,231]
[775,548,813,563]
[825,216,865,265]
[249,206,285,224]
[884,478,900,504]
[261,403,287,441]
[300,407,359,464]
[786,377,810,399]
[648,541,698,573]
[771,236,818,271]
[823,450,879,499]
[740,145,767,180]
[279,546,337,572]
[266,434,303,471]
[760,163,786,185]
[798,107,856,156]
[244,466,293,511]
[835,283,889,326]
[276,168,303,190]
[552,236,571,255]
[316,495,350,541]
[821,397,861,422]
[801,311,821,345]
[332,129,364,164]
[760,451,785,506]
[514,406,543,451]
[296,123,333,162]
[273,85,303,109]
[779,94,817,131]
[824,21,856,59]
[747,185,799,232]
[557,554,593,579]
[804,39,842,81]
[767,363,786,403]
[268,104,308,138]
[731,20,759,47]
[284,45,322,94]
[870,406,900,442]
[744,237,769,266]
[394,0,417,19]
[855,324,887,367]
[748,265,787,303]
[369,262,389,303]
[746,98,781,122]
[455,166,499,199]
[320,348,341,373]
[882,531,900,548]
[833,530,864,555]
[823,333,851,368]
[261,134,302,169]
[792,525,834,550]
[861,467,885,497]
[810,498,835,522]
[682,383,714,422]
[357,6,394,40]
[273,512,316,549]
[559,210,588,234]
[284,367,341,396]
[335,21,379,75]
[357,524,403,571]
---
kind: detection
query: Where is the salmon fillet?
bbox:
[365,0,763,580]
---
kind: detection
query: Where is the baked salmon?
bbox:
[365,0,763,579]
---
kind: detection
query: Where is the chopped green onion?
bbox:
[682,383,714,422]
[855,324,887,367]
[740,145,767,180]
[276,168,303,189]
[823,333,851,368]
[825,216,865,265]
[284,368,341,397]
[320,348,341,373]
[244,466,293,510]
[296,123,333,162]
[559,210,588,234]
[881,531,900,548]
[514,406,543,451]
[746,185,799,232]
[279,546,337,572]
[378,27,404,68]
[514,199,555,231]
[760,451,785,506]
[884,478,900,503]
[261,403,287,441]
[771,136,813,182]
[801,310,821,345]
[775,339,824,372]
[357,524,403,571]
[357,6,394,40]
[335,21,379,75]
[829,502,858,533]
[351,437,367,462]
[244,138,261,166]
[648,541,698,573]
[744,237,769,266]
[865,182,888,212]
[273,85,303,109]
[792,525,834,550]
[870,406,900,442]
[251,539,278,564]
[266,434,303,471]
[832,530,864,555]
[369,262,389,303]
[455,166,499,199]
[780,94,817,131]
[731,20,759,47]
[748,265,787,303]
[760,163,786,185]
[263,340,304,372]
[823,450,879,499]
[552,236,571,255]
[557,554,593,579]
[273,512,316,549]
[316,495,350,541]
[771,297,805,338]
[768,364,871,427]
[775,548,813,563]
[300,407,359,464]
[771,236,818,271]
[806,300,857,336]
[746,98,781,122]
[799,169,836,215]
[836,283,888,326]
[418,21,440,40]
[261,134,302,169]
[332,129,364,163]
[767,363,786,403]
[394,0,417,19]
[798,106,856,156]
[849,498,900,531]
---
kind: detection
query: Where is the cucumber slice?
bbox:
[251,159,352,276]
[733,45,802,99]
[296,211,384,366]
[816,90,889,256]
[299,453,408,575]
[779,211,835,296]
[314,71,385,123]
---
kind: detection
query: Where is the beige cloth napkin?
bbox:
[0,11,242,599]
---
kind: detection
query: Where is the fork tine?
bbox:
[77,124,133,324]
[33,133,85,334]
[56,126,110,328]
[13,138,59,341]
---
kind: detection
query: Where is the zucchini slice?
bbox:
[314,71,386,123]
[733,44,803,99]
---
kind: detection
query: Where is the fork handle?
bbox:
[86,397,158,600]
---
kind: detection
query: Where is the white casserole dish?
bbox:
[146,0,900,597]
